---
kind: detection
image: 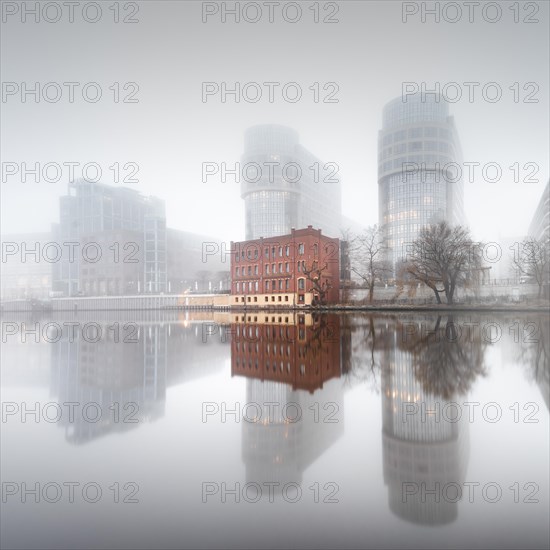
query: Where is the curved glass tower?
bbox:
[241,124,342,240]
[378,94,466,270]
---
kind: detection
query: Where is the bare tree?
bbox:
[350,225,391,303]
[340,227,353,304]
[511,237,550,298]
[301,261,333,306]
[399,222,482,305]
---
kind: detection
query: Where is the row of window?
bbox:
[384,211,440,224]
[233,314,306,325]
[235,278,306,293]
[381,127,451,147]
[387,195,441,208]
[388,182,445,195]
[380,140,451,160]
[234,294,306,304]
[235,243,308,262]
[235,260,312,278]
[234,359,310,377]
[380,155,453,173]
[386,224,423,235]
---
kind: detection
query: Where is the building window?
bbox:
[254,296,257,302]
[286,245,290,256]
[278,279,283,290]
[265,296,269,302]
[248,266,252,276]
[279,246,283,257]
[248,282,252,292]
[265,280,270,291]
[272,246,276,258]
[235,297,239,303]
[272,263,276,273]
[298,243,304,254]
[298,278,305,290]
[298,294,304,303]
[285,295,289,302]
[278,263,282,273]
[235,267,239,277]
[247,296,251,302]
[254,281,258,291]
[265,247,269,257]
[285,262,289,272]
[297,261,301,272]
[285,279,289,290]
[278,296,282,302]
[236,282,240,292]
[254,265,258,275]
[235,253,239,262]
[271,296,275,302]
[266,264,270,274]
[313,243,318,256]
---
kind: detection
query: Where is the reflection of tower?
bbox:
[231,314,346,493]
[50,322,168,443]
[381,332,469,525]
[242,379,344,492]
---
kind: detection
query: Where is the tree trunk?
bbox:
[443,282,452,304]
[368,284,374,303]
[449,279,456,305]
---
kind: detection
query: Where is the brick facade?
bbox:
[230,226,340,307]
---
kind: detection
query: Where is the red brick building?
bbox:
[230,226,340,307]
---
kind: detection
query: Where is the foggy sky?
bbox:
[1,0,549,244]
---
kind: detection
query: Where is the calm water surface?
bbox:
[1,311,549,549]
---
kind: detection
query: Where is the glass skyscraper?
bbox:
[52,180,167,296]
[378,94,466,270]
[241,124,342,240]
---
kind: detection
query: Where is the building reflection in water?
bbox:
[230,313,349,493]
[380,315,487,526]
[13,309,544,517]
[49,311,229,444]
[513,314,549,411]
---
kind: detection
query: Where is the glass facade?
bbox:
[378,94,466,270]
[53,180,167,295]
[242,125,342,240]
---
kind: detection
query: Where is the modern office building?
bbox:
[230,226,340,306]
[50,180,228,297]
[52,180,167,296]
[241,124,342,240]
[527,180,550,296]
[378,93,466,270]
[528,180,550,243]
